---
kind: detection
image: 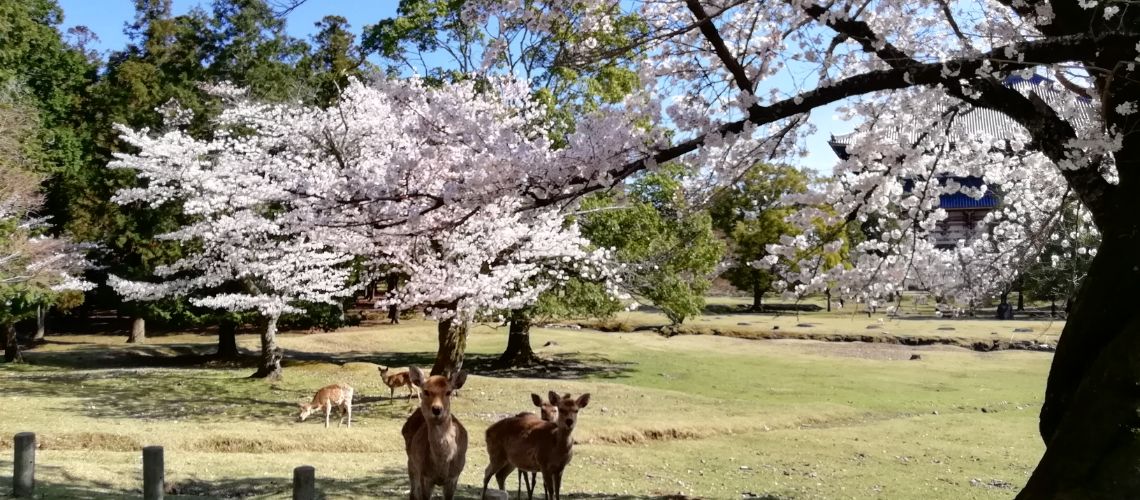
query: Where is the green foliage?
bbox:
[580,165,725,325]
[1022,202,1097,306]
[0,0,97,231]
[532,278,623,322]
[709,164,809,308]
[299,15,375,106]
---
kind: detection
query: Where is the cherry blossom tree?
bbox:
[374,198,618,375]
[108,95,361,379]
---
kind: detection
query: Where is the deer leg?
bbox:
[542,471,554,500]
[390,386,395,399]
[345,403,352,427]
[495,464,513,491]
[443,477,458,500]
[482,461,501,498]
[526,471,537,500]
[324,405,331,429]
[553,470,563,500]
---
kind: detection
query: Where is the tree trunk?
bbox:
[431,312,468,377]
[995,292,1013,320]
[33,305,45,342]
[1017,217,1140,498]
[4,322,20,363]
[751,274,763,312]
[492,309,541,369]
[1017,281,1026,311]
[826,288,832,312]
[386,273,400,324]
[250,315,282,379]
[126,316,145,343]
[216,318,239,359]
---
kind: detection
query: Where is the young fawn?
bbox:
[297,383,354,428]
[379,365,418,399]
[514,394,558,500]
[403,366,468,500]
[482,391,591,500]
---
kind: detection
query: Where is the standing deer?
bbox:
[482,391,591,500]
[297,383,354,428]
[379,365,418,399]
[514,393,558,500]
[403,366,468,500]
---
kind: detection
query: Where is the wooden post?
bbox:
[292,465,315,500]
[143,445,164,500]
[13,432,35,497]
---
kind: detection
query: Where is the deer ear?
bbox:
[531,393,543,407]
[451,370,468,390]
[576,393,591,408]
[408,366,426,388]
[548,391,560,406]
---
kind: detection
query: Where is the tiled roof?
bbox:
[902,176,1000,210]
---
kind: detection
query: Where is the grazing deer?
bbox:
[514,394,558,500]
[297,383,354,428]
[482,391,591,500]
[379,365,418,399]
[404,366,468,500]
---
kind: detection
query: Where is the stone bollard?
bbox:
[13,432,35,498]
[293,465,316,500]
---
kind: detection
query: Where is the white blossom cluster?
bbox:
[108,78,637,319]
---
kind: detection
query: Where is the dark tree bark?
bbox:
[1017,280,1026,312]
[33,305,45,342]
[1017,222,1140,498]
[492,308,542,369]
[996,292,1013,320]
[386,273,400,324]
[126,316,145,343]
[250,315,282,379]
[431,308,468,377]
[825,288,832,312]
[4,322,20,363]
[750,273,764,312]
[216,317,239,359]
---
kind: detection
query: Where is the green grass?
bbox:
[0,316,1051,499]
[586,294,1065,348]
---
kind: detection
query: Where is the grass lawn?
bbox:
[0,316,1051,499]
[593,295,1065,348]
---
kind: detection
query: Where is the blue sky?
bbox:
[55,0,846,173]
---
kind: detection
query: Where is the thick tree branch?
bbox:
[685,0,755,94]
[530,32,1126,211]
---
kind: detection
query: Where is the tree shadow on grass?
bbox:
[468,352,637,380]
[164,466,701,499]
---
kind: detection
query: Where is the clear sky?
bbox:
[55,0,846,173]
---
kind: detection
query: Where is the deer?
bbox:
[481,391,591,500]
[297,383,354,428]
[512,394,558,500]
[403,366,468,500]
[379,365,418,399]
